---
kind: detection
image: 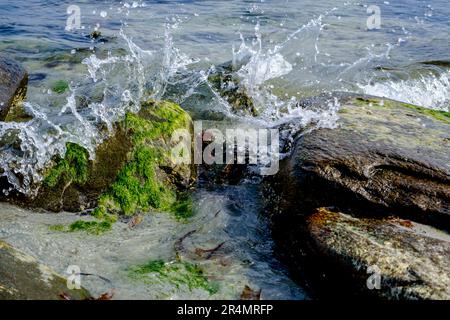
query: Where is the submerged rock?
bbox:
[208,61,258,116]
[269,93,450,229]
[0,56,31,122]
[4,100,195,219]
[0,240,90,300]
[305,208,450,300]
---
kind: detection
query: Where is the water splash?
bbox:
[3,2,448,196]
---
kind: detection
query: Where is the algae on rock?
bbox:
[31,100,195,229]
[128,259,218,295]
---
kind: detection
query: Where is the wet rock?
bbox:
[5,100,195,217]
[0,56,31,122]
[208,61,258,116]
[265,92,450,299]
[304,208,450,300]
[268,93,450,229]
[0,240,90,300]
[89,30,102,40]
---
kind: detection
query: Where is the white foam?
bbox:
[359,71,450,111]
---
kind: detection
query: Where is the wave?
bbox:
[358,71,450,111]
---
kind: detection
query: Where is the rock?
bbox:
[0,56,31,122]
[208,61,258,116]
[268,93,450,230]
[0,240,90,300]
[304,208,450,300]
[5,100,195,218]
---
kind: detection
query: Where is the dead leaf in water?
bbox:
[85,289,115,300]
[389,217,414,228]
[128,214,144,229]
[240,285,261,300]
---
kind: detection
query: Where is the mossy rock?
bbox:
[0,240,91,300]
[30,100,195,219]
[0,56,32,122]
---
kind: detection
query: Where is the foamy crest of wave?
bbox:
[359,71,450,111]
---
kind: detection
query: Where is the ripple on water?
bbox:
[0,182,307,300]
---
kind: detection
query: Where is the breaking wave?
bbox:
[359,71,450,111]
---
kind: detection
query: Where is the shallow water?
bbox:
[0,182,306,299]
[0,0,449,300]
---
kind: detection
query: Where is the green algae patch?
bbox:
[128,260,218,295]
[44,142,89,188]
[170,197,194,220]
[67,220,112,234]
[399,103,450,124]
[94,100,194,218]
[51,80,69,94]
[49,215,115,235]
[351,97,450,124]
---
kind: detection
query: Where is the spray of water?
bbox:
[2,3,449,196]
[359,71,450,111]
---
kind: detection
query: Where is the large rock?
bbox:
[268,93,450,229]
[0,240,90,300]
[305,208,450,300]
[264,92,450,299]
[0,56,30,122]
[4,100,195,217]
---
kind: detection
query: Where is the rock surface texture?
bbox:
[0,56,29,122]
[269,93,450,228]
[307,208,450,299]
[0,240,90,300]
[266,93,450,299]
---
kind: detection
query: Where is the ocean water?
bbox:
[0,0,449,299]
[1,0,449,194]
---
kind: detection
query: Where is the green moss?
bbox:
[44,100,193,233]
[48,224,66,232]
[171,197,193,221]
[352,97,450,124]
[96,100,192,218]
[128,260,218,295]
[43,142,89,188]
[49,219,112,235]
[68,220,112,234]
[51,80,69,94]
[398,103,450,124]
